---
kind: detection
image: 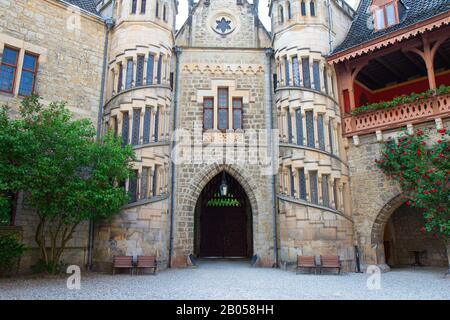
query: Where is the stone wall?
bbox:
[171,47,276,267]
[0,0,105,272]
[387,204,447,267]
[93,197,170,272]
[348,120,450,269]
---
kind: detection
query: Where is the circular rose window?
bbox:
[211,13,236,36]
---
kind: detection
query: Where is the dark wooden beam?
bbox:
[357,73,381,90]
[358,69,385,89]
[437,47,450,68]
[403,51,427,75]
[375,57,408,82]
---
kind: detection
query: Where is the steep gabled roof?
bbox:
[333,0,450,55]
[62,0,101,16]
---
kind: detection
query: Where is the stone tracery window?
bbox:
[310,0,316,17]
[218,87,229,130]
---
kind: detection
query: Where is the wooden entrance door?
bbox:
[200,206,247,257]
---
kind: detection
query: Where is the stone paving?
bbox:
[0,259,449,300]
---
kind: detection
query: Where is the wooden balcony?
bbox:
[343,94,450,137]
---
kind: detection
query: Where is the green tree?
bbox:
[376,128,450,272]
[0,96,135,273]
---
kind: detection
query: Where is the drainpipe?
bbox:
[326,0,334,54]
[265,48,278,268]
[168,46,182,268]
[88,6,115,271]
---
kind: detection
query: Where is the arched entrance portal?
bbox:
[383,203,447,268]
[194,172,253,258]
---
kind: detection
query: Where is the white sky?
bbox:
[176,0,358,31]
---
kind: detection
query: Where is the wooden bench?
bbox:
[320,255,342,274]
[296,255,318,274]
[136,256,157,275]
[112,256,134,275]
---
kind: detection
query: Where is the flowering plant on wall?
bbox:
[375,128,450,241]
[351,85,450,116]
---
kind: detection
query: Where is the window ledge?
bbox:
[124,193,169,209]
[275,86,338,104]
[279,142,346,165]
[277,194,353,222]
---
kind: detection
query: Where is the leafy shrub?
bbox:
[0,233,26,275]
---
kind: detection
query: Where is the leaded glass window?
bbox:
[302,57,311,88]
[122,111,129,146]
[154,107,159,142]
[218,88,228,130]
[143,107,152,144]
[323,67,329,94]
[309,171,318,204]
[129,170,138,203]
[233,98,243,130]
[322,175,329,207]
[131,0,137,14]
[19,52,38,96]
[301,1,306,16]
[296,108,304,146]
[152,166,159,197]
[306,111,314,148]
[328,118,334,154]
[157,55,162,85]
[287,110,293,143]
[117,62,123,93]
[317,114,325,151]
[292,56,300,87]
[313,61,321,91]
[125,58,133,89]
[0,47,19,93]
[203,98,214,130]
[310,0,316,17]
[136,55,144,87]
[284,57,290,86]
[141,0,146,14]
[299,168,307,200]
[146,54,154,85]
[132,109,141,146]
[140,167,149,199]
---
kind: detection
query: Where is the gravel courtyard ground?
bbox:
[0,259,449,300]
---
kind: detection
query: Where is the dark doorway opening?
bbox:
[194,172,253,258]
[383,203,447,267]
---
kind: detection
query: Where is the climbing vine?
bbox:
[375,127,450,241]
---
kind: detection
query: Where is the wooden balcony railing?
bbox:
[343,94,450,137]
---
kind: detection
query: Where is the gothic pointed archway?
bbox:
[194,171,253,258]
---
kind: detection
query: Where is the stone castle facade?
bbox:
[1,0,448,272]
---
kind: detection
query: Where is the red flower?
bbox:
[438,140,442,144]
[422,142,427,146]
[438,129,446,135]
[437,181,442,185]
[420,227,426,233]
[417,148,421,156]
[434,158,439,162]
[406,201,411,206]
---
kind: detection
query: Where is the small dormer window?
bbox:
[372,0,399,31]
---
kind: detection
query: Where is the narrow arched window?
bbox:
[155,1,159,18]
[131,0,137,14]
[301,1,306,16]
[163,4,168,21]
[279,5,284,24]
[287,1,292,19]
[310,0,316,17]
